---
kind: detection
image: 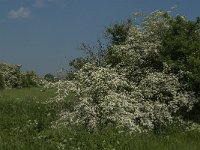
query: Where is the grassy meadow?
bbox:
[0,88,199,150]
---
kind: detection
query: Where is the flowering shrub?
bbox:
[106,11,171,82]
[49,11,198,132]
[0,63,40,89]
[0,63,22,89]
[51,63,196,132]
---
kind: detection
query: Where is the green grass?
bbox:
[0,88,200,150]
[0,88,57,149]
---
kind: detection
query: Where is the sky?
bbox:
[0,0,200,75]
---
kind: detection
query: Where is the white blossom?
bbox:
[48,11,197,133]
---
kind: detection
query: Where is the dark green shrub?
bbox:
[0,73,5,89]
[20,71,38,88]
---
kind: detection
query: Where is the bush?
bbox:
[0,63,40,89]
[48,11,197,133]
[0,73,5,89]
[21,71,39,87]
[0,63,22,89]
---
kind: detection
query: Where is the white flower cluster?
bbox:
[50,11,197,132]
[52,63,196,132]
[110,11,170,81]
[0,63,22,89]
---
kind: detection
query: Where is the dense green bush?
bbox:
[161,16,200,93]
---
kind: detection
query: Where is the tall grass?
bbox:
[0,88,199,150]
[0,88,57,149]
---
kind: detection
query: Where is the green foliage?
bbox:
[161,16,200,93]
[158,15,200,122]
[104,20,132,66]
[20,71,39,88]
[0,73,5,89]
[105,19,132,45]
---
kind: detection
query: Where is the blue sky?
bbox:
[0,0,199,75]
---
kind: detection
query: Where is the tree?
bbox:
[105,19,132,45]
[161,16,200,93]
[50,11,198,132]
